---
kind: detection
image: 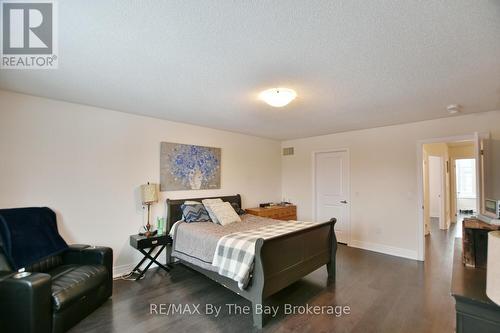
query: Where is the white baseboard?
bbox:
[114,248,168,278]
[349,240,417,260]
[113,263,136,278]
[112,262,161,278]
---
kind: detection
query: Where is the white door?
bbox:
[428,156,443,218]
[429,155,446,229]
[314,150,350,244]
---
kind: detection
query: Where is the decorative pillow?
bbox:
[210,202,241,226]
[231,202,246,215]
[202,198,223,224]
[180,204,211,223]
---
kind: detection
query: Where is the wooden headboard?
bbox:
[166,194,241,231]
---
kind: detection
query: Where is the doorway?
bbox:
[422,142,452,236]
[454,158,477,216]
[418,137,477,261]
[313,149,350,244]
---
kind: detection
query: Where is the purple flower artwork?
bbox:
[160,142,221,191]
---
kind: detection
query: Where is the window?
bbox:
[456,159,476,199]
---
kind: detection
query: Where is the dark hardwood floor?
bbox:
[71,220,458,333]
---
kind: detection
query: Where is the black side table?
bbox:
[129,233,172,280]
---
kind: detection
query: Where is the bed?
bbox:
[166,194,337,328]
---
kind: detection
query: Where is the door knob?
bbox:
[340,200,348,204]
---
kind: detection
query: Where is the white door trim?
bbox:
[416,133,485,261]
[312,148,351,245]
[438,156,447,229]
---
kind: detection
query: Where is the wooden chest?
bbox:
[245,205,297,221]
[463,218,500,268]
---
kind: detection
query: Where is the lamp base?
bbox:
[140,203,157,237]
[139,229,157,237]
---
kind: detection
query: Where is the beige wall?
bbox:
[0,90,282,275]
[282,110,500,259]
[449,143,475,159]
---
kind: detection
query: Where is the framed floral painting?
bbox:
[160,142,221,191]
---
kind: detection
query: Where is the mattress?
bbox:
[171,214,282,271]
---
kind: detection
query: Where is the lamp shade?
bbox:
[140,183,158,204]
[487,231,500,304]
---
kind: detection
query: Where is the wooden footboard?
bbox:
[249,218,337,328]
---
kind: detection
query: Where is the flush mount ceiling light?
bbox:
[447,104,462,114]
[259,88,297,107]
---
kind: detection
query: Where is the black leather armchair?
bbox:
[0,209,113,333]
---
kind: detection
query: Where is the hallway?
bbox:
[419,218,461,332]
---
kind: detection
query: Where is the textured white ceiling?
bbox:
[1,1,500,140]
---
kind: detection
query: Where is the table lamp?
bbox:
[141,182,158,237]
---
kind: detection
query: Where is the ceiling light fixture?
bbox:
[447,104,462,115]
[259,88,296,107]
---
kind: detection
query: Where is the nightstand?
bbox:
[129,233,172,280]
[246,205,297,221]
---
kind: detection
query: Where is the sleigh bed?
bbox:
[166,194,337,328]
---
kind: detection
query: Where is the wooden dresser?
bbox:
[246,205,297,221]
[452,239,500,332]
[462,217,500,268]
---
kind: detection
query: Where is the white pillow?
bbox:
[202,198,223,224]
[209,202,241,226]
[184,200,201,205]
